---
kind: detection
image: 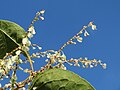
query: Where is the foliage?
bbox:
[29,68,95,90]
[0,10,106,90]
[0,20,26,59]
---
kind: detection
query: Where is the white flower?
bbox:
[45,59,49,62]
[37,46,42,50]
[90,64,94,68]
[28,26,36,34]
[22,46,30,51]
[84,30,89,37]
[24,69,29,73]
[18,66,23,70]
[20,87,26,90]
[40,16,44,20]
[11,55,18,62]
[26,40,31,46]
[4,83,11,88]
[33,87,38,90]
[37,56,40,58]
[60,64,66,70]
[60,51,66,60]
[32,46,36,50]
[40,10,45,14]
[102,63,107,69]
[6,76,9,78]
[47,53,51,58]
[15,50,21,55]
[83,26,87,29]
[22,37,28,45]
[92,25,97,30]
[76,36,83,42]
[22,37,31,46]
[27,32,33,38]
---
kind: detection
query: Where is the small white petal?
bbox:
[76,36,83,42]
[27,33,33,38]
[16,50,21,55]
[37,56,40,58]
[6,76,9,78]
[26,40,31,46]
[22,38,28,45]
[45,59,49,62]
[20,87,26,90]
[40,10,45,14]
[32,29,36,35]
[40,16,44,20]
[28,26,36,35]
[90,64,94,68]
[92,25,97,30]
[84,30,89,37]
[11,55,18,61]
[32,47,36,50]
[102,63,107,69]
[33,87,38,90]
[22,46,30,51]
[37,46,42,50]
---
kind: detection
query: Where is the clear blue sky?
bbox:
[0,0,120,90]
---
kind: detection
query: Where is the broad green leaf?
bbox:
[0,20,26,58]
[29,68,95,90]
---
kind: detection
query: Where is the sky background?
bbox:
[0,0,120,90]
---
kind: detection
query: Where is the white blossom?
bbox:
[33,87,38,90]
[37,46,42,50]
[28,26,36,34]
[11,55,18,61]
[27,32,33,38]
[15,50,21,55]
[92,25,97,30]
[84,30,89,37]
[20,87,26,90]
[32,46,36,50]
[22,46,30,51]
[60,64,66,70]
[62,54,66,60]
[22,37,28,45]
[40,16,44,20]
[5,76,9,78]
[76,36,83,42]
[40,10,45,14]
[37,56,40,58]
[102,63,107,69]
[90,64,94,68]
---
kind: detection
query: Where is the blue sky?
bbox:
[0,0,120,90]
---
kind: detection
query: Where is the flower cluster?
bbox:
[0,10,106,90]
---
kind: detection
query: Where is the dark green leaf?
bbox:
[0,20,26,58]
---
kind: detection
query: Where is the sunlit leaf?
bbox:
[29,68,95,90]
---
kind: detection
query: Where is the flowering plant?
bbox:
[0,10,106,90]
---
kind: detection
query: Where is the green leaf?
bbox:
[29,68,95,90]
[0,20,26,58]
